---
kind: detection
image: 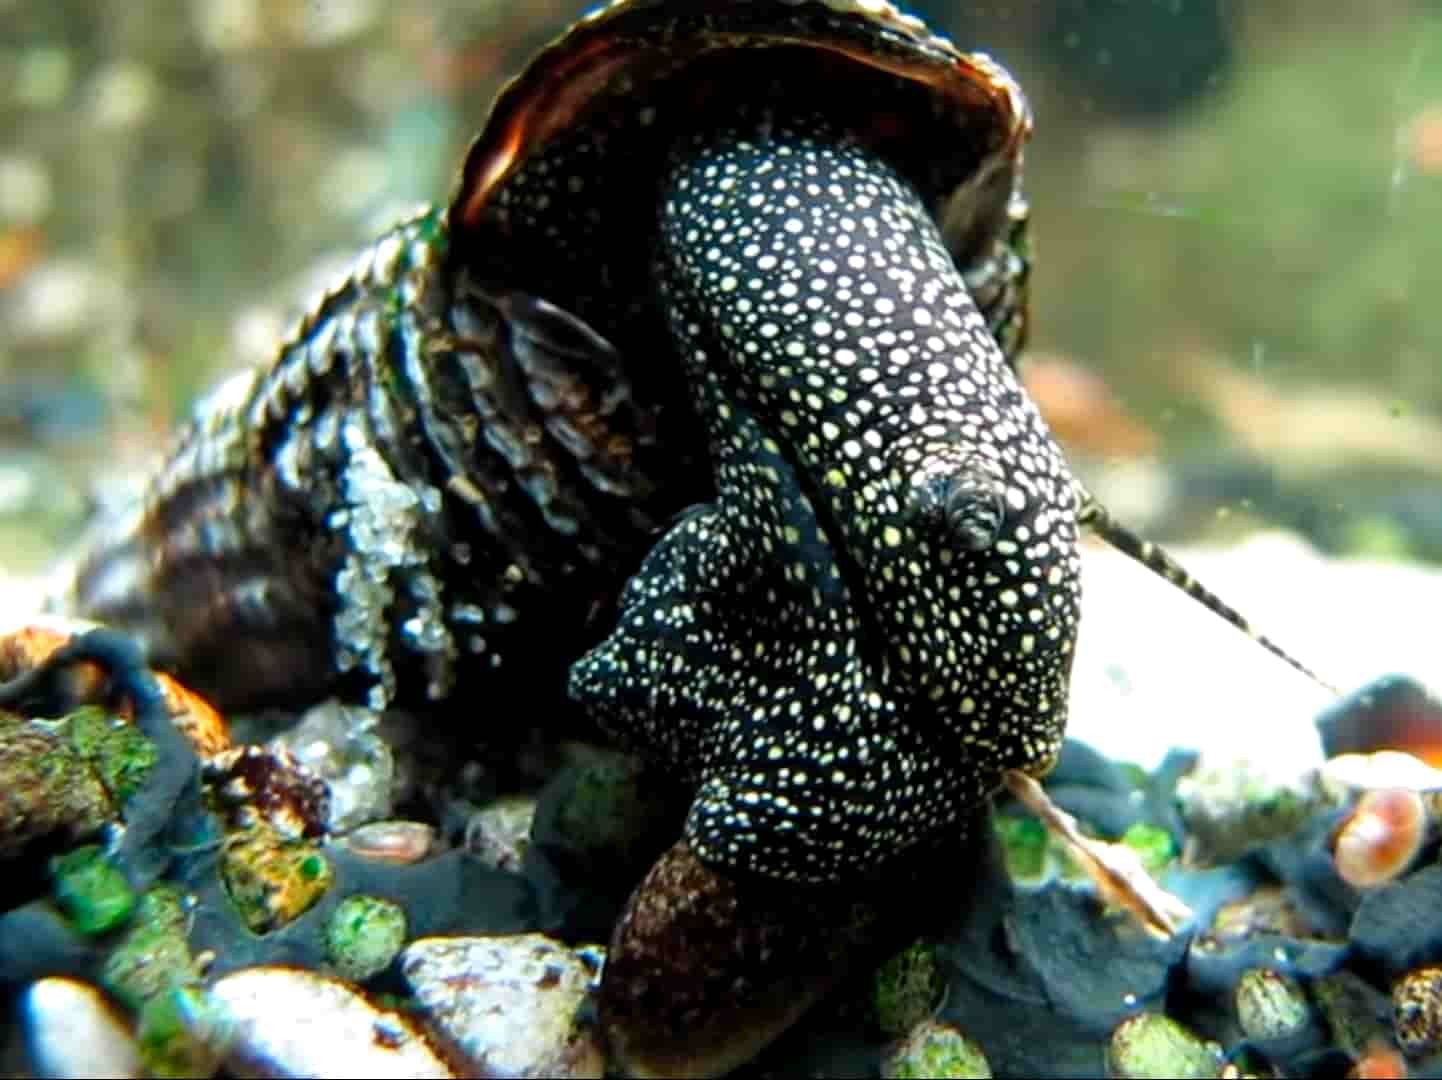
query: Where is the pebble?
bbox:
[209,966,454,1078]
[400,934,606,1079]
[529,749,683,886]
[874,940,944,1037]
[463,794,534,872]
[881,1018,991,1079]
[50,845,135,936]
[1234,967,1311,1041]
[22,976,143,1079]
[325,894,407,982]
[0,710,114,857]
[1393,966,1442,1058]
[1312,970,1396,1061]
[1105,1013,1223,1079]
[100,885,198,1010]
[218,824,333,934]
[207,744,330,840]
[269,700,395,832]
[1176,753,1339,865]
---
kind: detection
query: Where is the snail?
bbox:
[56,2,1334,1073]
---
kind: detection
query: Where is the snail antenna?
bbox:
[1074,483,1340,697]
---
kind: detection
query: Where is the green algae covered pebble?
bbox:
[0,711,114,856]
[134,987,226,1080]
[1106,1013,1222,1079]
[1235,967,1311,1041]
[994,813,1052,884]
[220,824,333,933]
[102,888,216,1078]
[1120,822,1177,875]
[882,1018,991,1079]
[874,941,943,1036]
[101,886,198,1010]
[325,894,408,982]
[50,844,135,934]
[66,706,157,805]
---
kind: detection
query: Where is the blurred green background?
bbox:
[1,0,1440,571]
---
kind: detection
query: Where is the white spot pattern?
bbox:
[570,119,1081,883]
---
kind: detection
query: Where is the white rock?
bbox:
[23,977,142,1080]
[209,967,454,1078]
[401,934,606,1079]
[268,699,395,831]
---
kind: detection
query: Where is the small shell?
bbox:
[1333,788,1427,889]
[342,819,437,864]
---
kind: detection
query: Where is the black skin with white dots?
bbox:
[570,119,1081,884]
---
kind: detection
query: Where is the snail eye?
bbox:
[906,462,1005,553]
